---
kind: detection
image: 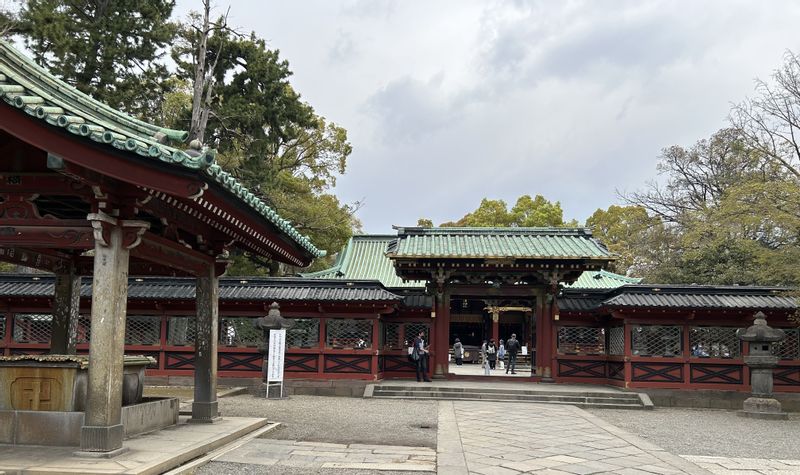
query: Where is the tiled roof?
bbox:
[564,270,642,289]
[388,227,611,259]
[0,41,323,259]
[0,275,400,302]
[558,292,608,313]
[602,285,796,310]
[303,235,425,288]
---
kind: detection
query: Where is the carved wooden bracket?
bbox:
[87,211,150,249]
[0,193,41,219]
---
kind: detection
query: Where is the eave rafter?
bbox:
[0,246,197,276]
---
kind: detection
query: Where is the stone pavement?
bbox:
[0,417,269,475]
[682,455,800,474]
[437,400,711,475]
[211,438,436,472]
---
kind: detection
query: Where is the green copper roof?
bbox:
[0,41,323,259]
[303,235,425,288]
[564,270,642,289]
[388,227,612,260]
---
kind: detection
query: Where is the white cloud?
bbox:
[176,0,800,232]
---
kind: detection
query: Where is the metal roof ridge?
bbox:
[0,41,188,142]
[393,226,593,236]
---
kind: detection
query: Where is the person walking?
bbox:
[453,338,464,366]
[505,333,521,374]
[481,339,490,375]
[486,339,497,370]
[412,330,431,382]
[497,339,506,371]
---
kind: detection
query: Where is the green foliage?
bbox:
[585,205,662,275]
[417,218,433,227]
[170,20,358,274]
[442,195,566,227]
[624,126,800,286]
[16,0,177,118]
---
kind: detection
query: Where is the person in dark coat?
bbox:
[505,333,521,374]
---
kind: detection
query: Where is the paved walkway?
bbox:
[682,455,800,474]
[437,400,710,475]
[450,363,531,378]
[211,438,436,472]
[0,417,269,475]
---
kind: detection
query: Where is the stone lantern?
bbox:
[736,311,788,420]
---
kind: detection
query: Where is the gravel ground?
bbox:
[217,394,438,448]
[588,407,800,460]
[197,461,424,475]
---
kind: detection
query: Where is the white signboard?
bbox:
[521,345,528,356]
[267,329,286,382]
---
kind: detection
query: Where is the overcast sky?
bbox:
[176,0,800,234]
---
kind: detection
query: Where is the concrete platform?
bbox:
[0,416,269,475]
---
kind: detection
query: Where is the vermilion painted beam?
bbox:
[0,105,205,199]
[0,173,91,196]
[0,220,94,248]
[133,233,215,276]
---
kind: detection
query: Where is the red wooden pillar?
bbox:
[623,320,633,388]
[682,322,691,386]
[371,317,380,380]
[158,313,168,372]
[541,296,555,381]
[317,318,326,378]
[432,290,450,378]
[549,299,560,380]
[534,294,545,377]
[491,312,500,344]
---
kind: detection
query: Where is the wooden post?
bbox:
[491,309,500,344]
[191,264,220,423]
[432,291,450,378]
[80,213,147,453]
[50,264,80,355]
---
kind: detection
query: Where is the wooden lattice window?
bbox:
[608,327,625,356]
[382,322,402,350]
[219,317,261,347]
[631,325,682,357]
[167,316,196,346]
[773,328,800,360]
[13,313,52,343]
[125,316,161,346]
[76,315,91,344]
[326,319,372,349]
[557,326,605,355]
[689,326,741,358]
[405,323,430,346]
[287,319,319,348]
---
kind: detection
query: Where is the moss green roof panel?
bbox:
[388,227,611,259]
[0,41,323,259]
[564,270,642,290]
[303,235,425,288]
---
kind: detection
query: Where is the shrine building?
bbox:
[0,36,799,432]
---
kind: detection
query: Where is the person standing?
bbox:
[505,333,520,374]
[497,339,506,371]
[481,340,490,375]
[413,330,431,382]
[486,339,497,370]
[453,338,464,366]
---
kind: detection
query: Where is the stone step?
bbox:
[372,390,640,404]
[375,385,637,399]
[371,394,645,410]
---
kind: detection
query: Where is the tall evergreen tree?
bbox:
[15,0,177,118]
